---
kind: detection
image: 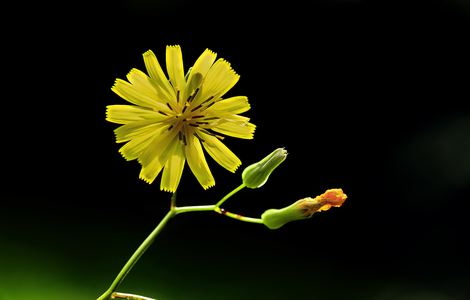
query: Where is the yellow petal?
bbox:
[126,68,168,105]
[166,45,186,95]
[219,113,251,124]
[114,120,163,143]
[185,135,215,189]
[139,161,165,184]
[138,126,177,166]
[193,59,239,106]
[112,79,169,112]
[106,105,167,124]
[118,129,157,161]
[143,50,176,103]
[198,131,241,172]
[207,111,250,128]
[183,48,217,101]
[212,121,256,139]
[138,130,178,184]
[206,96,250,114]
[161,141,186,192]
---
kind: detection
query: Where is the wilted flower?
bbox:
[261,189,347,229]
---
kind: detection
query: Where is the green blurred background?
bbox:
[2,0,470,299]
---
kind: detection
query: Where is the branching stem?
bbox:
[97,185,262,300]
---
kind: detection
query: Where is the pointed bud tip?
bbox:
[242,148,288,189]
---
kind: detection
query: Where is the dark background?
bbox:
[2,0,470,299]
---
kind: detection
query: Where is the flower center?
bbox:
[160,79,220,145]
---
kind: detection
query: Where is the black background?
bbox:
[2,0,470,299]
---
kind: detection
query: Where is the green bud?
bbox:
[242,148,287,189]
[261,200,307,229]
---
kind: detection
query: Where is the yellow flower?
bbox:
[106,45,255,192]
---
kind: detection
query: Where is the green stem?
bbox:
[175,205,215,215]
[214,207,263,224]
[97,206,175,300]
[111,291,156,300]
[98,185,259,299]
[214,183,246,208]
[175,204,263,223]
[213,183,263,224]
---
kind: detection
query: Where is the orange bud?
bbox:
[261,188,347,229]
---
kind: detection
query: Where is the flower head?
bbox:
[106,46,255,192]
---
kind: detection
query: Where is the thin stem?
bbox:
[97,203,175,300]
[111,292,156,300]
[174,205,262,223]
[174,205,215,215]
[214,183,246,208]
[214,207,263,224]
[170,191,177,209]
[98,185,257,300]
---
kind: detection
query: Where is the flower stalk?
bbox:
[97,185,261,300]
[97,201,176,300]
[111,292,156,300]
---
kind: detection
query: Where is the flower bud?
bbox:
[242,148,287,189]
[261,188,347,229]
